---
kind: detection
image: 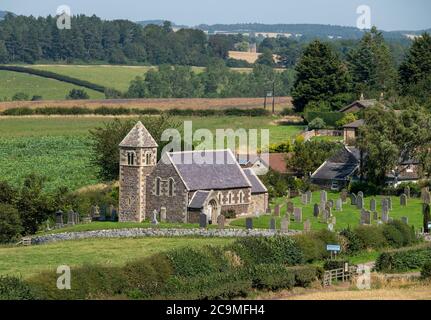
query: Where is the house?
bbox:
[311,146,361,190]
[343,119,365,145]
[340,99,377,113]
[236,153,291,175]
[118,122,269,224]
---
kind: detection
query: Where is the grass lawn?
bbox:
[0,70,104,100]
[0,116,302,191]
[231,191,424,231]
[0,237,234,278]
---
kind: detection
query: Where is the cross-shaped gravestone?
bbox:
[246,217,253,230]
[400,194,408,206]
[336,198,343,211]
[151,210,159,225]
[281,217,289,233]
[199,213,207,228]
[294,207,303,222]
[217,215,226,229]
[313,203,320,217]
[370,198,377,212]
[269,218,276,230]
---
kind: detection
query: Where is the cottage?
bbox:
[340,99,378,113]
[119,122,269,224]
[343,119,364,145]
[236,153,292,175]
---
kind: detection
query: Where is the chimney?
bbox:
[360,93,364,100]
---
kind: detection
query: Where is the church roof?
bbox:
[167,149,252,191]
[243,168,268,194]
[119,121,158,148]
[188,191,211,209]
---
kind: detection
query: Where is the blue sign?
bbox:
[326,244,341,252]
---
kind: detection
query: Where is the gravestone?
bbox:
[423,191,431,205]
[67,210,75,225]
[387,197,393,211]
[303,219,311,232]
[217,215,226,229]
[108,204,115,219]
[99,205,106,222]
[151,210,159,225]
[358,191,364,199]
[91,205,100,220]
[301,193,308,205]
[401,216,409,225]
[55,210,63,227]
[360,210,371,225]
[306,191,312,204]
[74,211,80,224]
[320,190,328,205]
[382,210,389,223]
[327,200,334,209]
[269,218,276,230]
[313,204,320,217]
[331,216,337,225]
[341,189,348,203]
[281,217,289,233]
[325,203,332,217]
[111,208,118,222]
[400,194,407,206]
[322,209,330,223]
[327,223,334,232]
[287,202,294,214]
[274,205,281,217]
[160,207,167,222]
[404,186,411,199]
[336,198,343,211]
[294,208,303,222]
[199,213,207,228]
[370,198,377,212]
[373,211,378,221]
[266,207,272,214]
[356,195,364,210]
[350,193,357,205]
[246,217,253,230]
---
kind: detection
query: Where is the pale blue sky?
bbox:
[1,0,430,31]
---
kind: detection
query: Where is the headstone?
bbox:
[336,198,343,211]
[322,209,330,223]
[160,207,167,222]
[99,205,106,221]
[269,218,276,230]
[217,215,226,229]
[350,193,357,205]
[306,191,313,204]
[108,204,115,218]
[246,217,253,230]
[401,217,409,225]
[111,208,118,222]
[151,210,159,225]
[74,211,80,224]
[294,207,303,222]
[341,189,348,203]
[370,198,377,212]
[281,217,289,233]
[400,194,407,206]
[358,191,364,199]
[387,197,393,211]
[67,210,75,225]
[356,195,364,210]
[360,210,371,225]
[320,190,327,205]
[404,186,411,199]
[373,211,378,221]
[303,219,311,232]
[91,205,100,220]
[328,223,334,232]
[274,205,281,217]
[286,202,294,214]
[266,207,272,214]
[301,193,308,205]
[382,210,389,223]
[422,189,431,204]
[313,204,320,217]
[327,200,334,209]
[331,216,337,225]
[199,213,207,228]
[325,203,332,217]
[55,210,63,227]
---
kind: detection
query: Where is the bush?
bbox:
[0,204,23,244]
[0,276,34,300]
[383,220,416,248]
[12,92,30,101]
[308,117,326,130]
[230,236,304,266]
[2,107,34,116]
[354,225,388,250]
[340,228,362,254]
[375,246,431,273]
[349,181,380,196]
[66,89,89,100]
[323,259,349,271]
[292,234,326,263]
[290,266,322,287]
[247,264,295,290]
[421,261,431,279]
[304,111,344,127]
[222,209,236,219]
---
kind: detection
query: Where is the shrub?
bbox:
[383,220,416,248]
[66,89,89,100]
[222,209,236,219]
[421,261,431,279]
[12,92,30,101]
[31,95,43,101]
[292,234,326,262]
[349,181,380,196]
[340,228,362,254]
[0,204,23,244]
[375,246,431,273]
[0,276,34,300]
[247,264,295,290]
[2,107,34,116]
[323,259,349,271]
[354,225,388,250]
[289,266,322,287]
[230,236,304,266]
[304,111,344,127]
[308,117,326,130]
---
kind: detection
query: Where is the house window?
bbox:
[168,178,175,197]
[127,151,136,166]
[155,177,161,196]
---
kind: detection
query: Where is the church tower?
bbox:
[119,121,158,222]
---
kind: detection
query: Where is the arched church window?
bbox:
[168,178,175,196]
[127,151,135,165]
[146,152,152,165]
[155,177,161,196]
[239,191,244,204]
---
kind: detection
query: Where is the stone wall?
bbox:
[249,193,268,214]
[31,228,303,245]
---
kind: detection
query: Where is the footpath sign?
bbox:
[326,244,341,260]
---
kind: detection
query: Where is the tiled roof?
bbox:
[340,99,377,112]
[188,191,211,209]
[343,119,365,128]
[243,169,268,194]
[312,146,360,181]
[168,150,252,191]
[119,121,158,148]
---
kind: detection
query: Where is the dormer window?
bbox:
[127,151,136,165]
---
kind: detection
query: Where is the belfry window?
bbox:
[127,151,135,165]
[146,152,152,165]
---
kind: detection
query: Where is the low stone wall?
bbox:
[31,228,302,245]
[300,129,343,141]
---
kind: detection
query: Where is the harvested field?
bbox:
[0,96,293,112]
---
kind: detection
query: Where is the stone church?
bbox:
[119,121,269,223]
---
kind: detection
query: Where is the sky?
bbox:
[1,0,430,31]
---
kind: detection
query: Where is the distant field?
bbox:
[0,70,104,100]
[0,116,303,191]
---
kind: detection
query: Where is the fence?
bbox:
[323,266,358,287]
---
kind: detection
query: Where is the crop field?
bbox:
[231,191,424,231]
[0,237,234,278]
[0,116,303,191]
[0,70,104,101]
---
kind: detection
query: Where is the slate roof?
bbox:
[243,169,268,194]
[340,99,377,113]
[168,150,252,191]
[343,119,365,128]
[119,121,158,148]
[188,191,211,209]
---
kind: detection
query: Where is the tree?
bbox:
[0,204,22,243]
[66,89,89,100]
[89,115,182,181]
[292,40,351,112]
[0,181,17,205]
[399,33,431,99]
[255,49,275,67]
[12,92,29,101]
[347,27,397,96]
[308,117,326,130]
[336,113,358,128]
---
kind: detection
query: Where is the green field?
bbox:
[231,191,424,231]
[0,237,233,278]
[0,116,303,191]
[0,70,104,100]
